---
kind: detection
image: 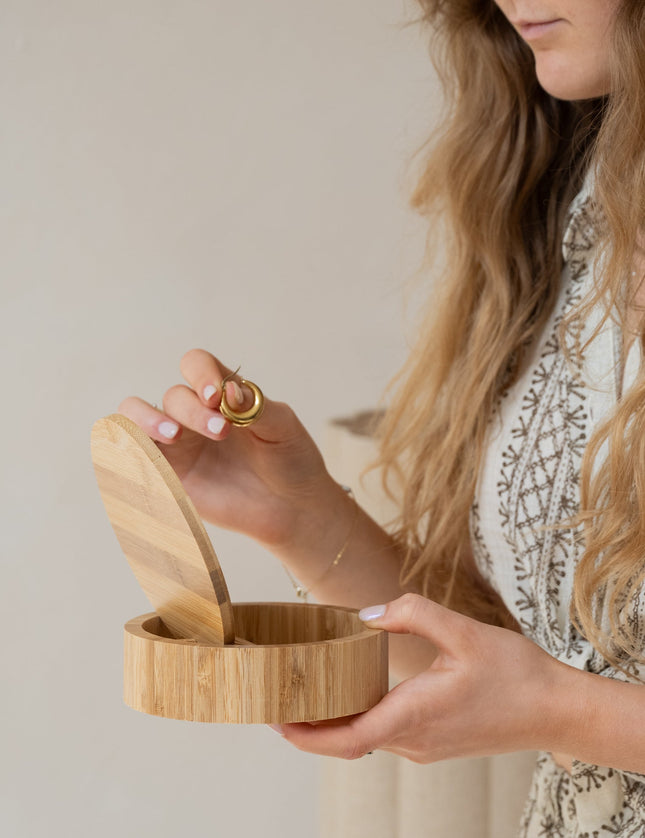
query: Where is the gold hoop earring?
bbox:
[219,368,265,427]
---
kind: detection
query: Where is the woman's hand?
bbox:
[118,348,337,552]
[275,593,572,763]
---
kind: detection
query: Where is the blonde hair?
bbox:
[379,0,645,668]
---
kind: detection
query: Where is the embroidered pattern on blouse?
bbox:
[520,755,645,838]
[470,500,493,580]
[471,193,645,836]
[494,198,595,650]
[497,318,586,648]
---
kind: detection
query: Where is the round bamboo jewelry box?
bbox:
[91,414,388,724]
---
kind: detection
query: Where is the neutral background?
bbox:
[1,2,442,835]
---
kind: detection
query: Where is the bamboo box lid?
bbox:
[91,414,388,724]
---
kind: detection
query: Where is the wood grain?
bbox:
[124,603,389,723]
[91,413,388,723]
[91,414,235,645]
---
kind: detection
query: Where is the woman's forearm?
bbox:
[272,480,437,679]
[541,659,645,774]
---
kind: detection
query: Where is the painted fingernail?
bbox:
[359,604,386,622]
[203,384,218,401]
[207,413,227,435]
[268,724,284,735]
[227,380,244,406]
[159,421,179,439]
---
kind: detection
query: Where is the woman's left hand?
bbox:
[274,593,570,763]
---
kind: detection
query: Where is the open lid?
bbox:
[91,414,235,645]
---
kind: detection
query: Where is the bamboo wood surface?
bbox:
[124,604,389,723]
[91,414,235,645]
[91,413,388,723]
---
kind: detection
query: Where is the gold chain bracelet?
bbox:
[283,486,357,602]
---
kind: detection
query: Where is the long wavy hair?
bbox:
[378,0,645,670]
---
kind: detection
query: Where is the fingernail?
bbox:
[359,604,386,622]
[203,384,217,401]
[268,724,284,735]
[159,421,179,439]
[207,413,227,435]
[227,380,244,406]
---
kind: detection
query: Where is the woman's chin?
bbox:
[534,60,611,101]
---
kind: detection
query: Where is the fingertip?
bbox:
[117,397,184,445]
[202,383,219,404]
[150,413,185,444]
[158,420,180,440]
[275,721,316,744]
[359,604,387,625]
[206,412,229,438]
[225,380,244,407]
[358,594,430,636]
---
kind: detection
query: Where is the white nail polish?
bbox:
[207,414,227,435]
[203,384,217,401]
[159,421,179,439]
[359,604,386,622]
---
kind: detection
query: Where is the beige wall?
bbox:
[1,2,440,836]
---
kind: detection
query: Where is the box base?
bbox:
[124,602,388,723]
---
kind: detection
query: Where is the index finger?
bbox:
[180,349,258,415]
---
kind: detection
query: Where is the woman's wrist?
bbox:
[269,475,409,613]
[526,653,645,774]
[281,485,358,600]
[524,653,589,755]
[268,475,359,580]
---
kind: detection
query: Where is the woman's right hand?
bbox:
[118,348,339,554]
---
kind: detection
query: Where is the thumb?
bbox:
[359,593,471,648]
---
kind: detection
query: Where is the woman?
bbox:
[119,1,645,834]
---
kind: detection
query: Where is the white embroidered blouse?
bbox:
[470,180,645,837]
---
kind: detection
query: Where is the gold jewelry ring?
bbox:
[219,369,265,427]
